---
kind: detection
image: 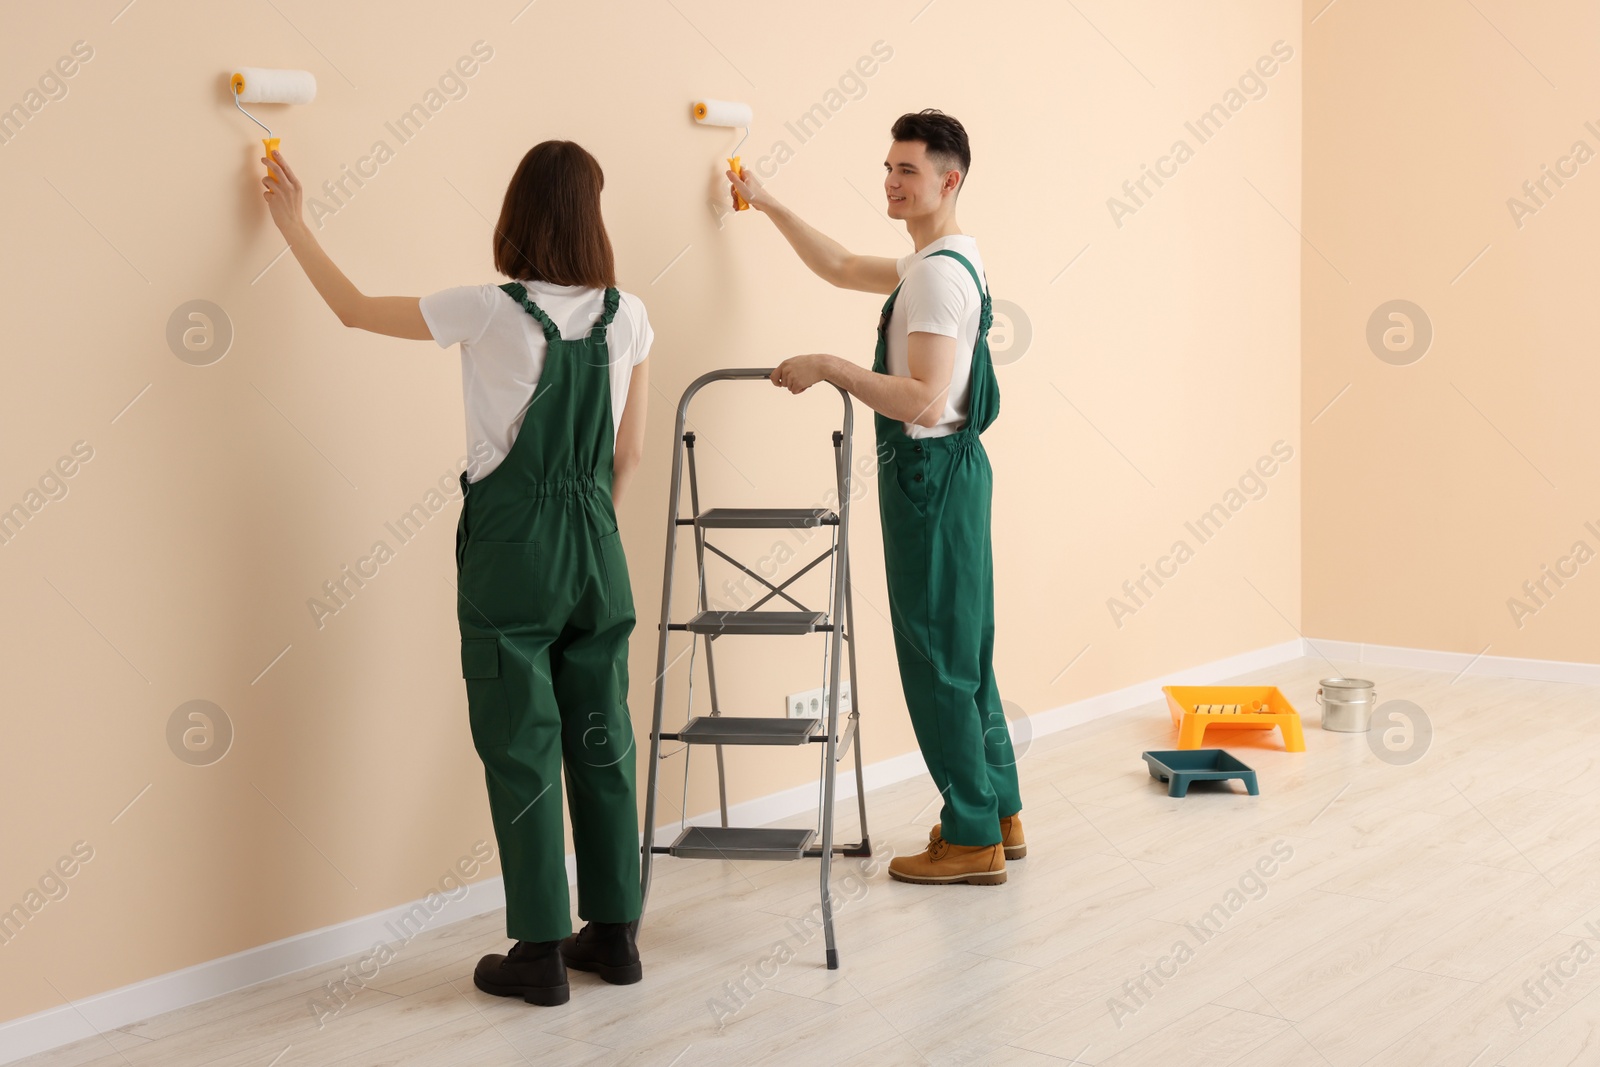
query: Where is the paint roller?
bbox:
[230,67,316,167]
[693,98,752,210]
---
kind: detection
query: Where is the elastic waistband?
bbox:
[878,429,977,457]
[528,474,601,498]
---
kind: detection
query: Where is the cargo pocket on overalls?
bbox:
[454,472,471,575]
[879,450,931,620]
[887,447,930,518]
[597,528,634,620]
[460,637,509,753]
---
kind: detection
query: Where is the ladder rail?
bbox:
[683,434,731,827]
[817,428,854,969]
[843,567,870,844]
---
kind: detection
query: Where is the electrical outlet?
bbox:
[785,683,851,720]
[786,688,817,719]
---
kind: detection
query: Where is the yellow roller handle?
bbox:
[729,156,749,211]
[262,137,281,176]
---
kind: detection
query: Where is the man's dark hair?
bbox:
[890,109,971,188]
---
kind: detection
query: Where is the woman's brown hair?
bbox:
[493,140,616,288]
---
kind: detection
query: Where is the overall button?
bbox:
[914,445,923,453]
[914,473,924,482]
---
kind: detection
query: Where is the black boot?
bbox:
[473,939,569,1005]
[560,920,642,985]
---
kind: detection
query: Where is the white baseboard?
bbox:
[1307,637,1600,686]
[0,880,510,1062]
[1018,638,1306,740]
[18,633,1580,1062]
[644,637,1309,845]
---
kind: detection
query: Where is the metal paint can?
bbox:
[1317,677,1376,732]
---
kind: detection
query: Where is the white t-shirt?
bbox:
[885,234,986,439]
[420,281,653,482]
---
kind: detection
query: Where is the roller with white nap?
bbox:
[694,98,753,210]
[229,67,316,169]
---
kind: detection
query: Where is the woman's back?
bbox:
[422,281,653,482]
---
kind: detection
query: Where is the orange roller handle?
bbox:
[729,156,749,211]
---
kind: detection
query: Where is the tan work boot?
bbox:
[931,813,1027,860]
[889,837,1006,885]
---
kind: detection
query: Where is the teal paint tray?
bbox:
[1142,749,1259,798]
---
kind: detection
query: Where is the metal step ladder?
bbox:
[638,369,870,970]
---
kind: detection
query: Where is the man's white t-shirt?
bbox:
[420,281,653,482]
[885,234,986,439]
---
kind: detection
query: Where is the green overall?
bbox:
[873,248,1022,847]
[454,283,640,943]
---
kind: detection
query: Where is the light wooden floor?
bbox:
[19,656,1600,1066]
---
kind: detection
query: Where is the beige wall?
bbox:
[1302,0,1600,662]
[0,0,1301,1022]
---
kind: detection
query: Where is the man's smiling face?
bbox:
[884,139,960,221]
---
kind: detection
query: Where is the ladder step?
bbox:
[695,507,838,529]
[675,716,822,745]
[669,825,816,861]
[686,610,828,635]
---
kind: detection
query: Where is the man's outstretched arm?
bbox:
[728,167,900,295]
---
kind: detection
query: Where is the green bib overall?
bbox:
[454,283,641,943]
[873,248,1022,847]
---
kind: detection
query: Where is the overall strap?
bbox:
[926,248,999,437]
[498,282,562,344]
[876,281,903,337]
[589,287,621,338]
[925,249,992,332]
[501,284,623,344]
[925,249,987,299]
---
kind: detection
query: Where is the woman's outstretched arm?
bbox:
[262,149,431,340]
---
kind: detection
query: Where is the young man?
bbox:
[728,109,1024,886]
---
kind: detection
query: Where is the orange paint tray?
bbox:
[1161,685,1305,752]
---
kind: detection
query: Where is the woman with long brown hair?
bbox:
[260,140,650,1007]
